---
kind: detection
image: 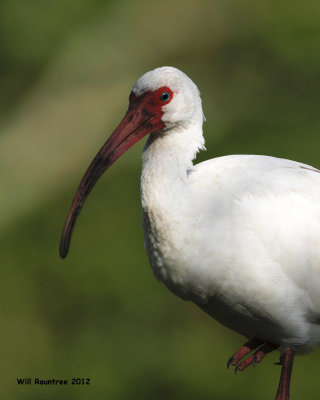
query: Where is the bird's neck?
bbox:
[141,121,205,214]
[140,121,205,286]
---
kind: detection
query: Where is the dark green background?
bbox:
[1,1,319,399]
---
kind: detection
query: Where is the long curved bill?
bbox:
[59,98,160,259]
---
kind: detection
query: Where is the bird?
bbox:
[60,66,320,400]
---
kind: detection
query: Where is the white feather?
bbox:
[137,67,320,353]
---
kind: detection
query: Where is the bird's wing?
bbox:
[188,155,320,342]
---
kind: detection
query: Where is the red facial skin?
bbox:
[59,86,173,258]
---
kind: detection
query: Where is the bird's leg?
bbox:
[227,338,264,369]
[234,342,278,373]
[227,339,278,373]
[274,347,295,400]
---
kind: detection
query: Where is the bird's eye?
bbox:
[160,91,171,102]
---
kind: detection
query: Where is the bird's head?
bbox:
[59,66,203,258]
[132,66,203,131]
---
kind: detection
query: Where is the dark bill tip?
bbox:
[58,99,158,259]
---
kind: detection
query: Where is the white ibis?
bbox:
[60,66,320,400]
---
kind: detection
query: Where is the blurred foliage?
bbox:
[0,0,320,399]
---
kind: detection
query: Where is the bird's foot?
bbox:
[227,338,277,373]
[227,338,263,369]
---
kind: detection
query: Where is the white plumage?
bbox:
[143,151,320,350]
[61,66,318,399]
[138,68,320,354]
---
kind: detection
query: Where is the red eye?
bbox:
[159,91,171,102]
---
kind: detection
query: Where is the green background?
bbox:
[1,0,320,399]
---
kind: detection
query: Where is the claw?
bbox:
[252,355,257,367]
[227,356,235,369]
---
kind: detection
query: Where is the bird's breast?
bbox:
[141,201,232,304]
[142,208,194,299]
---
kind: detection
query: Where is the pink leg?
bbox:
[227,338,278,374]
[235,342,278,373]
[274,347,295,400]
[227,338,263,369]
